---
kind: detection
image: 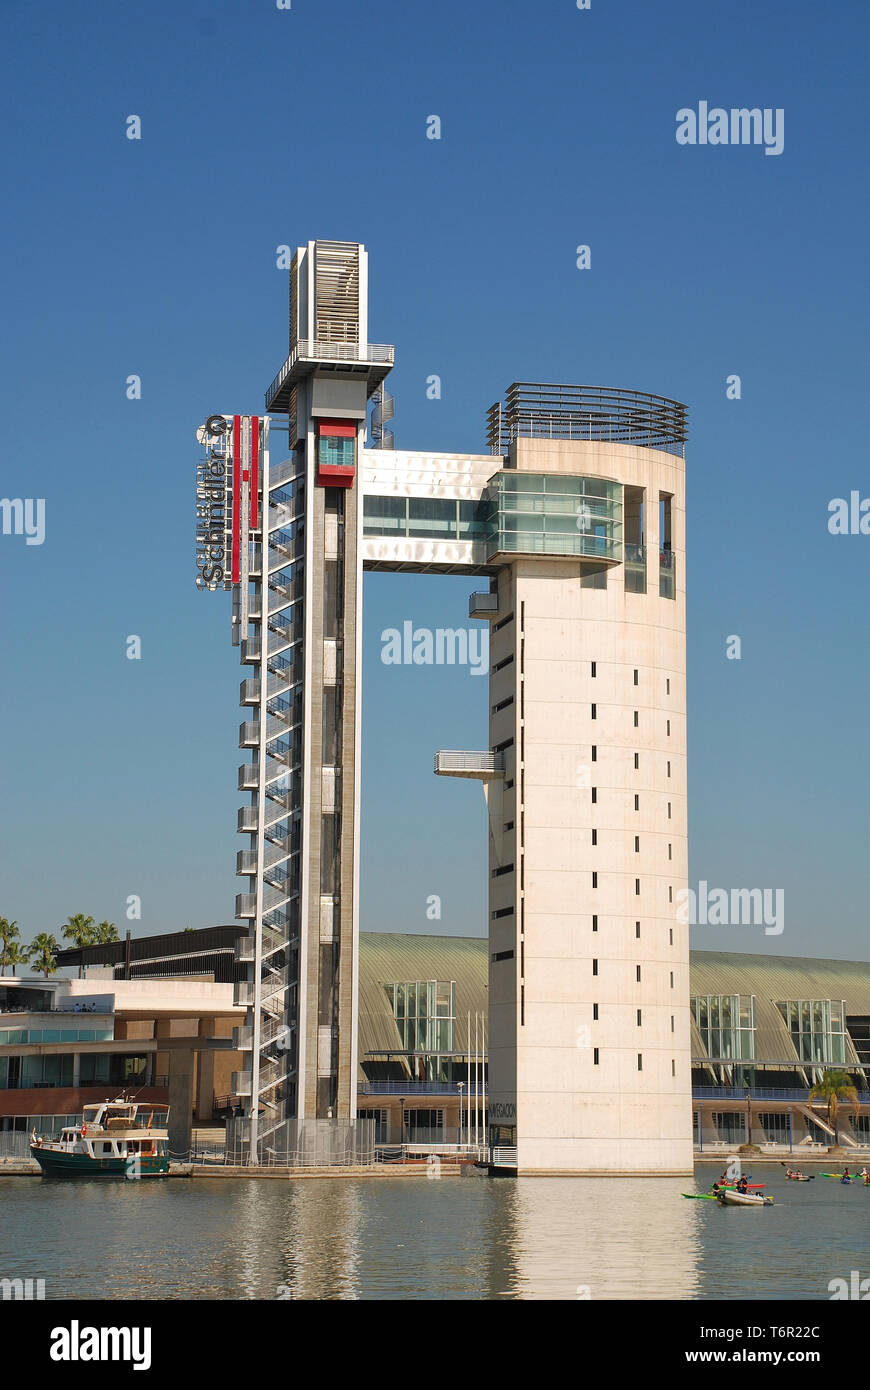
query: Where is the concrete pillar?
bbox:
[195,1018,217,1122]
[167,1049,195,1157]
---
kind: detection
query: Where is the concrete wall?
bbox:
[487,439,693,1174]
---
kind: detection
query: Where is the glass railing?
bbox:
[659,547,675,599]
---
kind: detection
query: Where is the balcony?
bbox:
[434,750,505,780]
[469,591,499,619]
[240,679,260,706]
[265,339,394,412]
[235,893,256,919]
[239,722,260,748]
[238,805,259,833]
[238,764,260,791]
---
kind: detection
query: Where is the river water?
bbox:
[0,1164,864,1300]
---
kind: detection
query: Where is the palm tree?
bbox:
[63,914,96,977]
[809,1069,860,1147]
[29,934,60,978]
[0,918,20,977]
[4,943,30,977]
[94,921,119,944]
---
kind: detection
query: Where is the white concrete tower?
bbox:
[481,385,692,1175]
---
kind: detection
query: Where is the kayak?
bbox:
[717,1182,765,1190]
[682,1192,718,1200]
[785,1175,814,1182]
[821,1174,857,1182]
[718,1189,774,1207]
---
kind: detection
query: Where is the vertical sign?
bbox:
[232,414,242,583]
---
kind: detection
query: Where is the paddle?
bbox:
[778,1161,815,1181]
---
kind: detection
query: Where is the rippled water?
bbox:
[0,1164,864,1300]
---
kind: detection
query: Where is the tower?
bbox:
[195,243,692,1172]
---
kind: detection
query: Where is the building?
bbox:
[3,931,869,1157]
[194,237,691,1172]
[0,927,246,1154]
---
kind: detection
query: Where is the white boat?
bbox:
[717,1188,773,1207]
[30,1098,170,1178]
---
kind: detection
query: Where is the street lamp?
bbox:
[398,1097,405,1148]
[457,1081,464,1147]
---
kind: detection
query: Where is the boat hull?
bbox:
[717,1189,773,1207]
[30,1147,169,1178]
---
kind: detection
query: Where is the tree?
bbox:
[5,943,30,977]
[809,1069,860,1147]
[29,934,60,978]
[62,914,96,978]
[94,921,119,944]
[0,918,20,977]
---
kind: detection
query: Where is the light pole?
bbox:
[398,1097,405,1148]
[457,1082,464,1148]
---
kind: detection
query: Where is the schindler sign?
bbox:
[195,415,231,591]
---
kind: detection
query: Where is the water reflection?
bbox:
[1,1165,865,1300]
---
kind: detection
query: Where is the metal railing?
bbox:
[487,383,687,457]
[434,750,505,776]
[266,340,394,409]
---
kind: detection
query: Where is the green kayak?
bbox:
[682,1192,719,1200]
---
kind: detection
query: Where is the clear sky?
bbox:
[1,0,868,961]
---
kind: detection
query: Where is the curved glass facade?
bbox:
[483,472,622,561]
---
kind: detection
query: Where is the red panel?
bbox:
[232,415,241,583]
[250,416,259,530]
[316,418,356,438]
[317,464,355,488]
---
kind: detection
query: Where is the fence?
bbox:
[195,1117,377,1168]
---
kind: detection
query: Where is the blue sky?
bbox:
[1,0,868,961]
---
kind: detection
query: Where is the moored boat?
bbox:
[30,1098,170,1177]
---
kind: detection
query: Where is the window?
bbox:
[666,678,670,694]
[668,843,672,860]
[591,787,597,804]
[592,959,598,976]
[638,1054,643,1071]
[635,922,641,938]
[634,753,639,770]
[668,802,672,819]
[593,1048,599,1065]
[593,1003,599,1020]
[635,878,640,895]
[591,662,597,677]
[386,980,456,1054]
[634,794,639,811]
[634,835,640,852]
[633,669,639,685]
[592,872,598,888]
[591,745,597,761]
[636,965,642,982]
[591,703,597,719]
[671,1015,675,1032]
[492,907,513,919]
[504,820,514,831]
[692,994,756,1061]
[667,761,671,777]
[669,928,673,945]
[668,886,673,903]
[592,914,598,932]
[775,998,847,1064]
[670,972,674,988]
[633,711,639,727]
[591,829,597,845]
[672,1059,676,1076]
[491,949,514,962]
[637,1009,642,1026]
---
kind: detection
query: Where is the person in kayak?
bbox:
[786,1166,805,1180]
[736,1174,749,1193]
[841,1167,851,1184]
